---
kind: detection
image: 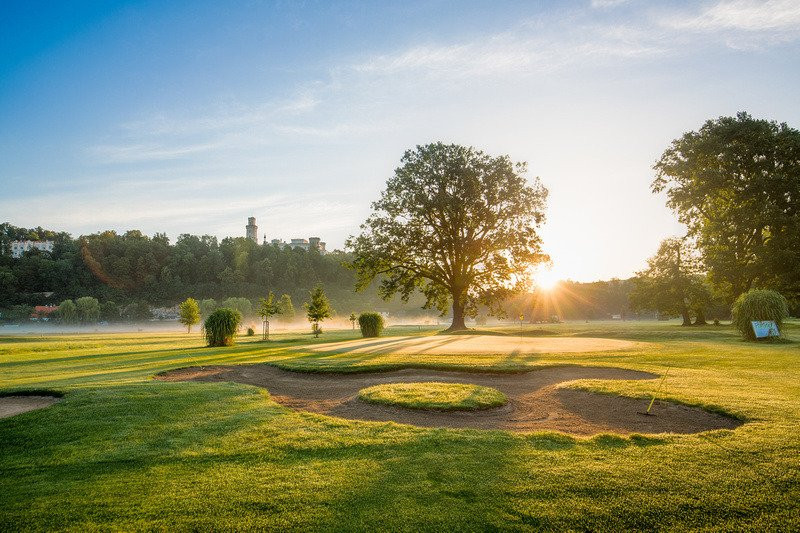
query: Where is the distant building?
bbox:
[288,237,326,254]
[10,240,54,258]
[245,217,258,243]
[31,305,58,321]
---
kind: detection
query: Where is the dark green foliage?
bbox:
[731,289,789,340]
[0,223,427,319]
[653,113,800,304]
[629,238,711,326]
[358,312,385,337]
[246,327,255,336]
[100,301,121,322]
[204,308,242,346]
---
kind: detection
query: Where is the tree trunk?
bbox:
[693,308,707,326]
[681,308,692,326]
[447,296,467,332]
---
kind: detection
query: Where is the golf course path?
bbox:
[297,335,641,355]
[157,365,742,436]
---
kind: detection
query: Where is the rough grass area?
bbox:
[0,321,799,530]
[358,382,507,410]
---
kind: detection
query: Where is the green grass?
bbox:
[359,382,507,410]
[1,321,799,530]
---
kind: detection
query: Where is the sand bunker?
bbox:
[299,335,640,355]
[0,395,60,419]
[157,365,741,436]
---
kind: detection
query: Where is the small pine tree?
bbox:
[304,285,333,338]
[179,298,201,333]
[278,294,295,322]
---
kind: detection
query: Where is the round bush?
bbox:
[246,327,255,336]
[358,312,385,337]
[204,308,242,347]
[731,289,789,341]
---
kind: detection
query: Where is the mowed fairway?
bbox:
[1,322,799,530]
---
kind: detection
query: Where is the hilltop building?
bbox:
[245,217,258,243]
[10,240,54,258]
[246,217,326,254]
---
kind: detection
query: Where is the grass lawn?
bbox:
[1,321,799,530]
[358,382,508,410]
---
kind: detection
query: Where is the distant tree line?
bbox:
[0,224,432,322]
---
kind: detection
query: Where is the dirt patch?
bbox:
[157,365,742,436]
[299,335,641,355]
[0,395,60,419]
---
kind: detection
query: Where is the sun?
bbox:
[533,267,561,291]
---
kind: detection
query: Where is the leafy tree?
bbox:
[58,299,77,323]
[199,298,217,319]
[7,304,33,323]
[75,296,100,323]
[178,297,201,333]
[123,301,152,321]
[100,301,121,322]
[349,312,357,330]
[653,112,800,303]
[305,285,333,337]
[258,292,281,340]
[221,297,253,319]
[348,143,548,331]
[204,308,242,346]
[629,238,710,326]
[278,294,295,321]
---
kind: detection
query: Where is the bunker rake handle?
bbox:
[642,366,671,416]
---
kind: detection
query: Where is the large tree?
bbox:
[652,112,800,303]
[629,238,711,326]
[348,143,548,331]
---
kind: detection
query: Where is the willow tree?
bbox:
[348,142,548,331]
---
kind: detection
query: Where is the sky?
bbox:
[1,0,799,282]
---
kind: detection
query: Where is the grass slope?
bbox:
[1,321,799,530]
[359,382,507,410]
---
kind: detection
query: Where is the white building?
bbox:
[268,236,327,254]
[10,240,54,258]
[289,237,326,253]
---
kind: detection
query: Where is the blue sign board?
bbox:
[751,321,780,339]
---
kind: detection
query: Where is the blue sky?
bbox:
[2,0,799,281]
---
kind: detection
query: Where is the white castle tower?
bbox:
[246,217,258,243]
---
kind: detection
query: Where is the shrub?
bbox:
[358,312,385,338]
[204,308,242,346]
[731,289,789,341]
[246,327,255,336]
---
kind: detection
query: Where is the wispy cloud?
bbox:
[591,0,633,9]
[668,0,800,32]
[351,20,666,79]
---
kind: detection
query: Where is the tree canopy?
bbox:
[652,112,800,303]
[348,142,548,331]
[178,298,200,333]
[629,238,711,325]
